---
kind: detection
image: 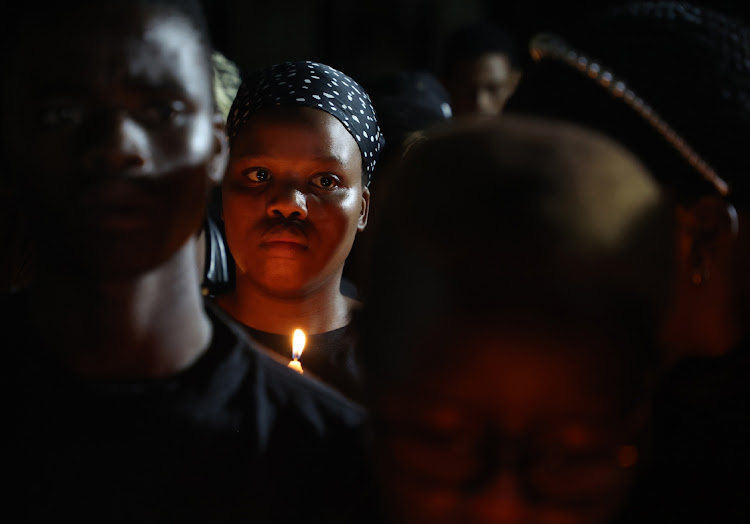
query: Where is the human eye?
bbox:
[138,99,189,127]
[385,428,480,489]
[242,168,272,183]
[37,101,83,127]
[310,173,340,190]
[525,440,623,504]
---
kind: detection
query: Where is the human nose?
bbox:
[470,472,530,523]
[82,111,149,174]
[267,182,308,220]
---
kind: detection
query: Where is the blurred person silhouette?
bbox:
[365,69,452,178]
[357,116,675,524]
[343,69,453,299]
[440,21,522,117]
[216,61,383,402]
[0,170,32,292]
[505,2,750,521]
[0,1,374,522]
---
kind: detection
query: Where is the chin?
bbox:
[48,232,194,280]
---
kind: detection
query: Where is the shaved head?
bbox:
[360,115,675,386]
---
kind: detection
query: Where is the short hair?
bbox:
[441,21,521,78]
[357,116,674,404]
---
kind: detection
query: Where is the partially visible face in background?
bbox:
[373,324,644,524]
[446,53,521,117]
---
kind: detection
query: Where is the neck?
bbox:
[217,270,355,335]
[30,240,211,379]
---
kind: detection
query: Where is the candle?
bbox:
[288,328,306,373]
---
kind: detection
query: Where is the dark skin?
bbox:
[4,5,227,378]
[374,326,644,524]
[361,118,669,524]
[659,196,750,363]
[446,53,521,117]
[217,106,369,335]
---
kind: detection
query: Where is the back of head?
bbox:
[506,1,750,205]
[360,115,674,391]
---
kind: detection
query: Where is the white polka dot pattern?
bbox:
[227,61,384,185]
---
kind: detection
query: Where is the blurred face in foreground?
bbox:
[5,5,223,278]
[374,325,643,524]
[362,117,670,524]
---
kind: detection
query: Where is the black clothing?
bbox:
[0,293,374,523]
[241,323,363,404]
[620,336,750,523]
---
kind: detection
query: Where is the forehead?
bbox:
[231,107,361,162]
[401,327,619,432]
[462,52,512,83]
[12,6,210,101]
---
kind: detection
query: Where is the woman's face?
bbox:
[221,107,369,298]
[373,327,643,524]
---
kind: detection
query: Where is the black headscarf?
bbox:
[227,61,384,186]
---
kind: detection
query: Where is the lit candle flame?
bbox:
[292,329,306,361]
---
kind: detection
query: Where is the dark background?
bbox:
[201,0,750,85]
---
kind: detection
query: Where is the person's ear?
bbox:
[357,186,370,232]
[680,195,737,286]
[207,113,229,186]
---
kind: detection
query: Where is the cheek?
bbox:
[154,117,214,171]
[220,186,261,226]
[313,191,363,233]
[376,447,463,524]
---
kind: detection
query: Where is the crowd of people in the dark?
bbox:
[1,0,748,522]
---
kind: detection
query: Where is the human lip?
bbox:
[77,180,153,210]
[261,225,308,247]
[76,181,154,229]
[78,206,153,231]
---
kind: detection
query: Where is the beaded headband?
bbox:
[529,33,731,199]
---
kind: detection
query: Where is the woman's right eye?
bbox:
[243,168,271,182]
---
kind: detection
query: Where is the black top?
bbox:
[0,293,375,524]
[619,336,750,523]
[241,323,364,404]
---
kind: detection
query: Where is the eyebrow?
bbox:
[233,152,351,168]
[32,75,194,100]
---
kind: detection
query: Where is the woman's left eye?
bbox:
[310,173,339,189]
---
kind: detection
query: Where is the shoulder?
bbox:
[0,288,27,317]
[0,289,34,357]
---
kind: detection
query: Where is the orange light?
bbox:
[288,329,306,373]
[292,329,306,360]
[617,445,638,468]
